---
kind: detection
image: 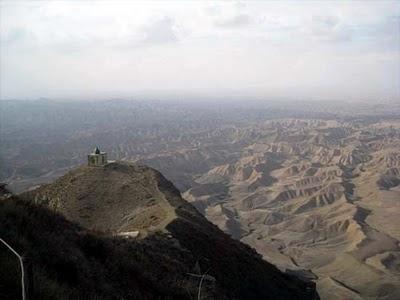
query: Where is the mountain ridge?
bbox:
[2,161,318,299]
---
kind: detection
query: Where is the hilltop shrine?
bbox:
[88,146,108,167]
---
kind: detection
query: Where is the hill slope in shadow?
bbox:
[1,162,318,299]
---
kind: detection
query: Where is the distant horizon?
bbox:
[1,94,398,105]
[1,1,399,101]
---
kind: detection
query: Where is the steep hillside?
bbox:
[4,101,399,299]
[2,162,318,299]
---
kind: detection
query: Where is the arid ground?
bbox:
[2,99,399,299]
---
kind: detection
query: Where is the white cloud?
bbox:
[214,14,251,28]
[141,17,179,45]
[0,0,399,101]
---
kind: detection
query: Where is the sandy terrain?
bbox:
[3,100,400,298]
[183,119,400,299]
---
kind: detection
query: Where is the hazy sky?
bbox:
[1,1,399,101]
